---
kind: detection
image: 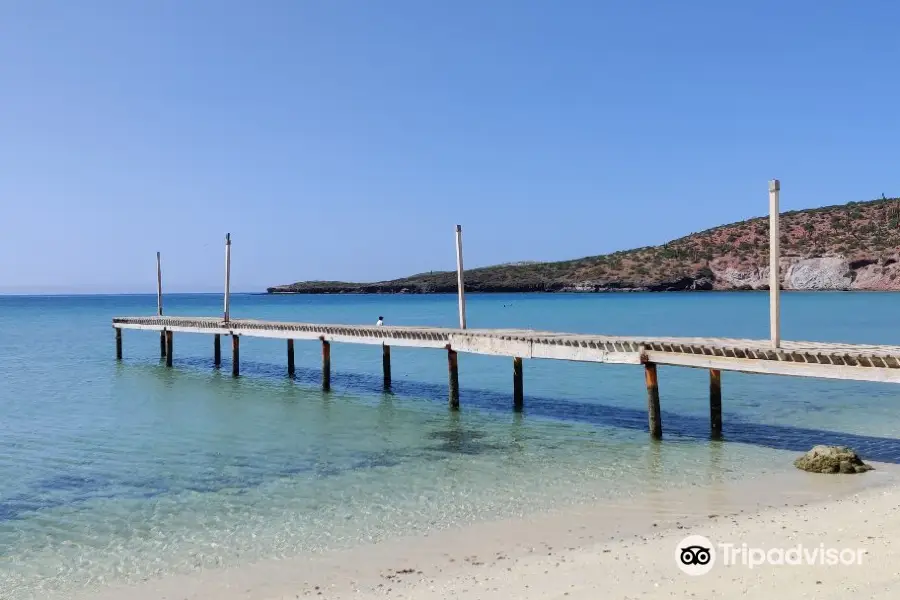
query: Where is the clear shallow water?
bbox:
[3,292,900,598]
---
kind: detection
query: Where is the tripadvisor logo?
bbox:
[676,535,865,574]
[676,535,716,576]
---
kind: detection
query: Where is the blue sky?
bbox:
[2,1,898,293]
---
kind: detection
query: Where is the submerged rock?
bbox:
[794,445,873,474]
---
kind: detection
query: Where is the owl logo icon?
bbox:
[676,535,716,575]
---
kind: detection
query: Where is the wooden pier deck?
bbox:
[113,315,900,440]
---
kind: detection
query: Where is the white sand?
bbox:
[72,465,900,600]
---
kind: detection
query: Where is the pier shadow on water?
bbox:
[4,354,900,524]
[170,354,900,466]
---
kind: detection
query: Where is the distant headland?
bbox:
[268,195,900,294]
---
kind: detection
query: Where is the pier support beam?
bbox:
[644,362,662,439]
[382,344,391,389]
[115,328,122,360]
[214,334,221,368]
[165,330,173,367]
[448,348,460,409]
[231,335,239,377]
[513,357,524,411]
[287,339,295,378]
[710,369,722,439]
[769,179,781,348]
[455,225,467,329]
[321,338,331,391]
[157,252,165,359]
[224,233,232,323]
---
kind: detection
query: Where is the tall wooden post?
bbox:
[513,356,524,411]
[382,344,391,389]
[321,337,331,391]
[710,369,722,439]
[455,225,467,329]
[769,180,781,348]
[448,347,460,409]
[115,328,122,360]
[644,362,662,439]
[165,330,173,367]
[157,251,165,358]
[287,339,295,377]
[231,335,240,377]
[214,334,221,368]
[156,251,163,315]
[224,233,232,323]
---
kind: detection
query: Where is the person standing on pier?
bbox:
[376,316,384,326]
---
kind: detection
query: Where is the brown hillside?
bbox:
[268,195,900,293]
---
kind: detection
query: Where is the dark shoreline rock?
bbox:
[794,445,873,474]
[266,273,718,295]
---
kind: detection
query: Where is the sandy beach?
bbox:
[67,463,900,600]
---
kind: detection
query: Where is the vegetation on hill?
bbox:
[268,195,900,293]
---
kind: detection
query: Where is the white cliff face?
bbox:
[570,255,900,293]
[712,257,858,290]
[784,257,852,290]
[716,266,768,289]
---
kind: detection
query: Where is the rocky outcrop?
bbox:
[715,265,768,289]
[784,257,852,289]
[794,445,874,474]
[557,272,714,293]
[706,256,893,291]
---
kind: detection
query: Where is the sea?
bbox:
[2,291,900,598]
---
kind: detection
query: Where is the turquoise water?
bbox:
[3,292,900,598]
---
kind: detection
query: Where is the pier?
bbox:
[112,315,900,440]
[113,181,900,440]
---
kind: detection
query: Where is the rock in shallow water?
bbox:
[794,445,873,474]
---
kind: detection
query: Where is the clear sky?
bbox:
[2,1,899,293]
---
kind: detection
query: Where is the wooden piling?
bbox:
[448,347,460,409]
[165,330,173,367]
[769,179,781,348]
[455,225,467,329]
[156,251,163,314]
[382,344,391,389]
[214,334,221,368]
[224,233,232,323]
[710,369,722,439]
[644,362,662,439]
[115,328,122,360]
[513,356,524,410]
[232,335,240,377]
[287,339,295,377]
[157,251,165,358]
[321,338,331,391]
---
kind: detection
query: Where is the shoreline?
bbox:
[266,288,887,295]
[67,463,900,600]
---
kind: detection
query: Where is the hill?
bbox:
[267,195,900,294]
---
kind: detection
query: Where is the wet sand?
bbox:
[68,462,900,600]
